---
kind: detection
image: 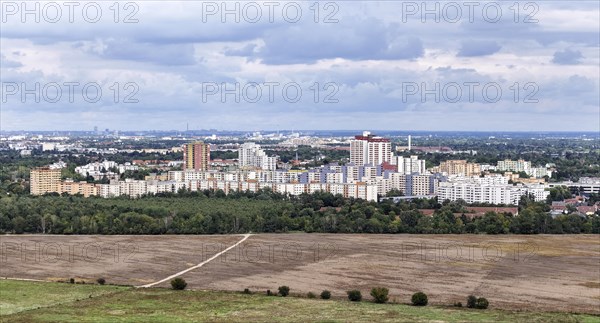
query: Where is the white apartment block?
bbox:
[376,173,437,197]
[527,184,551,201]
[497,159,551,178]
[447,174,509,185]
[181,179,378,201]
[497,159,531,174]
[350,131,392,166]
[437,182,549,205]
[119,179,148,198]
[75,161,139,180]
[97,182,121,198]
[530,167,552,179]
[325,172,344,183]
[238,142,277,170]
[366,165,380,179]
[393,155,426,175]
[75,161,117,176]
[409,175,437,196]
[146,181,186,195]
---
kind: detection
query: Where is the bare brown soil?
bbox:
[1,234,599,314]
[0,235,240,285]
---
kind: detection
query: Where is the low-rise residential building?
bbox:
[60,180,99,197]
[548,177,600,194]
[497,159,551,178]
[431,160,481,176]
[437,182,548,205]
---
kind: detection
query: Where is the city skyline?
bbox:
[1,2,599,320]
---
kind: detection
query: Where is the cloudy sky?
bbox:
[1,1,599,131]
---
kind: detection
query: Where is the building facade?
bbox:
[393,155,426,175]
[183,142,210,171]
[433,160,481,176]
[497,159,531,174]
[437,182,548,205]
[238,142,277,170]
[350,131,392,166]
[30,167,61,195]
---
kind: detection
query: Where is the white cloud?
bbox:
[1,1,598,131]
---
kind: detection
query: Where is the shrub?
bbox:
[453,302,463,307]
[278,286,290,297]
[243,288,251,294]
[467,295,477,308]
[475,297,489,309]
[370,287,389,304]
[97,278,106,285]
[307,292,317,299]
[69,278,75,284]
[170,278,187,290]
[347,290,362,302]
[320,290,331,300]
[266,289,273,296]
[411,292,428,306]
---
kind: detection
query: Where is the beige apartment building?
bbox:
[30,167,61,195]
[59,181,99,197]
[432,160,481,176]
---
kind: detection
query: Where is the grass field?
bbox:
[0,279,127,315]
[1,280,599,322]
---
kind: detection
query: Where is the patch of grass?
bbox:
[0,279,127,316]
[2,281,599,322]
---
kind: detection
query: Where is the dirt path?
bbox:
[137,234,252,288]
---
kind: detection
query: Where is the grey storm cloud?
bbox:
[255,18,424,64]
[224,44,258,57]
[79,39,197,66]
[552,49,584,65]
[457,41,501,57]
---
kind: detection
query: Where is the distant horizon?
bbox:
[2,129,598,135]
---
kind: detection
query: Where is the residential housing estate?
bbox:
[30,132,555,204]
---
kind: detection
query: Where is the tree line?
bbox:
[0,190,598,235]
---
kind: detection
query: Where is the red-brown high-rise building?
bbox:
[183,142,210,171]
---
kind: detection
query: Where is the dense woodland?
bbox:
[0,190,597,235]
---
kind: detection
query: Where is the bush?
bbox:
[370,287,389,304]
[278,286,290,297]
[411,292,428,306]
[69,278,75,284]
[96,278,106,285]
[170,278,187,290]
[467,295,477,308]
[453,302,463,307]
[320,290,331,300]
[266,289,273,296]
[347,290,362,302]
[243,288,251,294]
[307,292,317,299]
[475,297,489,309]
